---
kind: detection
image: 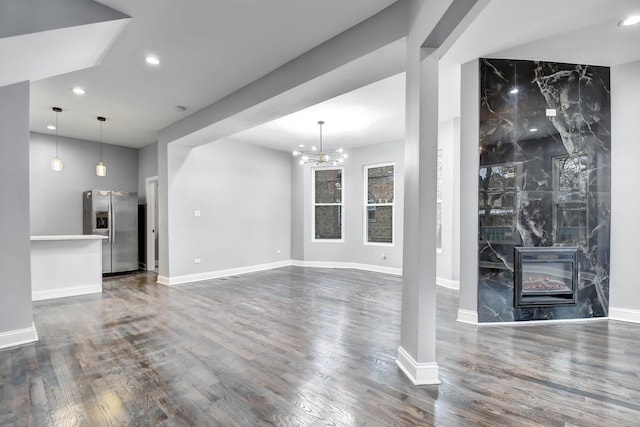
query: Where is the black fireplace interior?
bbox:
[514,247,578,308]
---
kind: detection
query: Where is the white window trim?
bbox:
[436,149,443,251]
[363,162,395,247]
[312,166,345,243]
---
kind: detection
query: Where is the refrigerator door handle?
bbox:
[111,201,116,244]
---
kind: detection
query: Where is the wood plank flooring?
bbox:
[1,266,639,426]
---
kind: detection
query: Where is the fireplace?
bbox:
[514,247,578,308]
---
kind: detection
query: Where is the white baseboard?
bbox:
[457,309,478,324]
[162,260,293,286]
[395,346,441,385]
[436,277,459,289]
[478,316,608,326]
[291,260,402,276]
[0,322,38,350]
[457,309,609,326]
[609,307,640,324]
[159,259,402,286]
[32,284,101,301]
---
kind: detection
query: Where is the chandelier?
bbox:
[293,121,347,166]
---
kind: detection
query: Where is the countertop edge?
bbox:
[31,235,108,241]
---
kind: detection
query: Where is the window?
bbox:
[436,150,443,250]
[365,164,394,244]
[313,168,343,241]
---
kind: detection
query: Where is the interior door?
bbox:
[111,191,139,273]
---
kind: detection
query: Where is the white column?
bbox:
[156,137,170,284]
[609,60,640,323]
[396,47,441,385]
[0,81,37,349]
[457,60,480,324]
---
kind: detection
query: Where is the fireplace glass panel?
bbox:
[521,262,573,294]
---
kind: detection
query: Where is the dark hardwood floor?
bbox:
[1,267,639,426]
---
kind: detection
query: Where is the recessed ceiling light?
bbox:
[72,87,86,95]
[529,128,538,132]
[145,55,160,65]
[510,88,519,94]
[47,125,56,130]
[619,15,640,26]
[298,144,304,148]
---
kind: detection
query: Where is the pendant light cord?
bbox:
[100,120,103,161]
[55,111,59,156]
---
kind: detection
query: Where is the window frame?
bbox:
[363,162,395,246]
[436,149,443,252]
[311,166,345,243]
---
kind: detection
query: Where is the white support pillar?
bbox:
[156,137,170,285]
[457,59,480,324]
[0,81,37,349]
[396,47,441,385]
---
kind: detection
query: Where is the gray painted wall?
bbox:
[29,132,138,235]
[458,59,480,316]
[0,81,33,333]
[291,155,305,261]
[137,141,158,203]
[155,1,411,280]
[167,139,291,277]
[610,59,640,313]
[295,140,404,269]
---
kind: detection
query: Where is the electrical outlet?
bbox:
[382,253,387,260]
[194,258,201,264]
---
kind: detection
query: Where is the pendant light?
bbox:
[96,116,107,177]
[292,121,347,166]
[50,107,63,171]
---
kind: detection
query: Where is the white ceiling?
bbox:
[227,72,406,152]
[25,0,640,150]
[438,0,640,121]
[28,0,396,148]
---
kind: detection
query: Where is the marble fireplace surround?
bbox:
[477,58,611,323]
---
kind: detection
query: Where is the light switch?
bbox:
[194,210,201,217]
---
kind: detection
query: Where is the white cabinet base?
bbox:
[31,235,106,301]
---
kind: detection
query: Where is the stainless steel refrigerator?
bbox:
[83,190,138,274]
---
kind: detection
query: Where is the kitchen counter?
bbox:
[31,235,107,301]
